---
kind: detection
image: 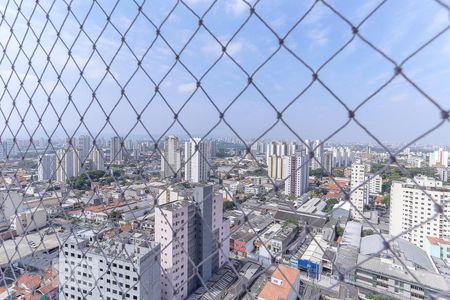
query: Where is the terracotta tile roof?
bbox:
[16,274,41,290]
[85,201,137,213]
[427,236,450,246]
[38,281,57,294]
[258,264,300,300]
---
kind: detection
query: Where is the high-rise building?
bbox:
[429,148,449,168]
[287,142,297,156]
[266,142,276,162]
[1,139,17,159]
[59,230,161,300]
[38,154,57,181]
[276,142,287,157]
[110,136,124,163]
[283,152,309,197]
[267,155,284,180]
[306,139,324,170]
[184,138,210,183]
[56,148,80,182]
[206,139,217,159]
[156,186,229,299]
[349,163,369,221]
[323,151,333,174]
[161,135,181,179]
[331,146,353,168]
[390,176,450,249]
[366,174,383,194]
[89,147,105,171]
[77,134,91,164]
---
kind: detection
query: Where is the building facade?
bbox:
[390,176,450,249]
[38,154,57,181]
[155,185,229,299]
[110,136,124,163]
[283,152,309,197]
[184,138,210,183]
[161,135,181,179]
[59,230,161,300]
[56,148,81,182]
[349,163,369,221]
[89,147,105,171]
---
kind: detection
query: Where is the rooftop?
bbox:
[357,253,450,292]
[258,264,300,300]
[427,236,450,246]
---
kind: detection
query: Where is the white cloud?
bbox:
[201,39,244,56]
[227,42,243,56]
[308,27,329,46]
[225,0,248,17]
[177,82,197,93]
[427,10,449,33]
[389,93,409,103]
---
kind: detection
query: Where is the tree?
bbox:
[336,226,344,237]
[310,168,324,179]
[325,198,338,213]
[366,293,395,300]
[284,218,299,228]
[288,194,297,200]
[110,210,122,220]
[223,201,236,211]
[381,194,390,207]
[331,168,344,178]
[362,229,374,237]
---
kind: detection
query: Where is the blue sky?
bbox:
[0,0,449,145]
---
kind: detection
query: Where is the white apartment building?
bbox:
[89,147,105,171]
[390,176,450,249]
[349,163,369,221]
[267,155,284,180]
[366,174,383,194]
[161,135,181,179]
[38,154,56,181]
[78,134,92,163]
[331,146,353,167]
[306,139,324,170]
[110,136,124,163]
[56,148,81,182]
[59,230,161,300]
[184,138,210,183]
[156,186,230,300]
[9,207,47,235]
[283,152,309,197]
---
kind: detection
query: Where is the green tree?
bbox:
[110,210,122,220]
[366,293,395,300]
[310,168,325,179]
[288,194,297,200]
[381,194,390,207]
[284,218,299,228]
[331,168,344,178]
[223,201,236,211]
[325,198,338,213]
[362,229,374,237]
[336,226,344,237]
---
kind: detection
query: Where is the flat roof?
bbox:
[0,231,63,267]
[357,254,450,291]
